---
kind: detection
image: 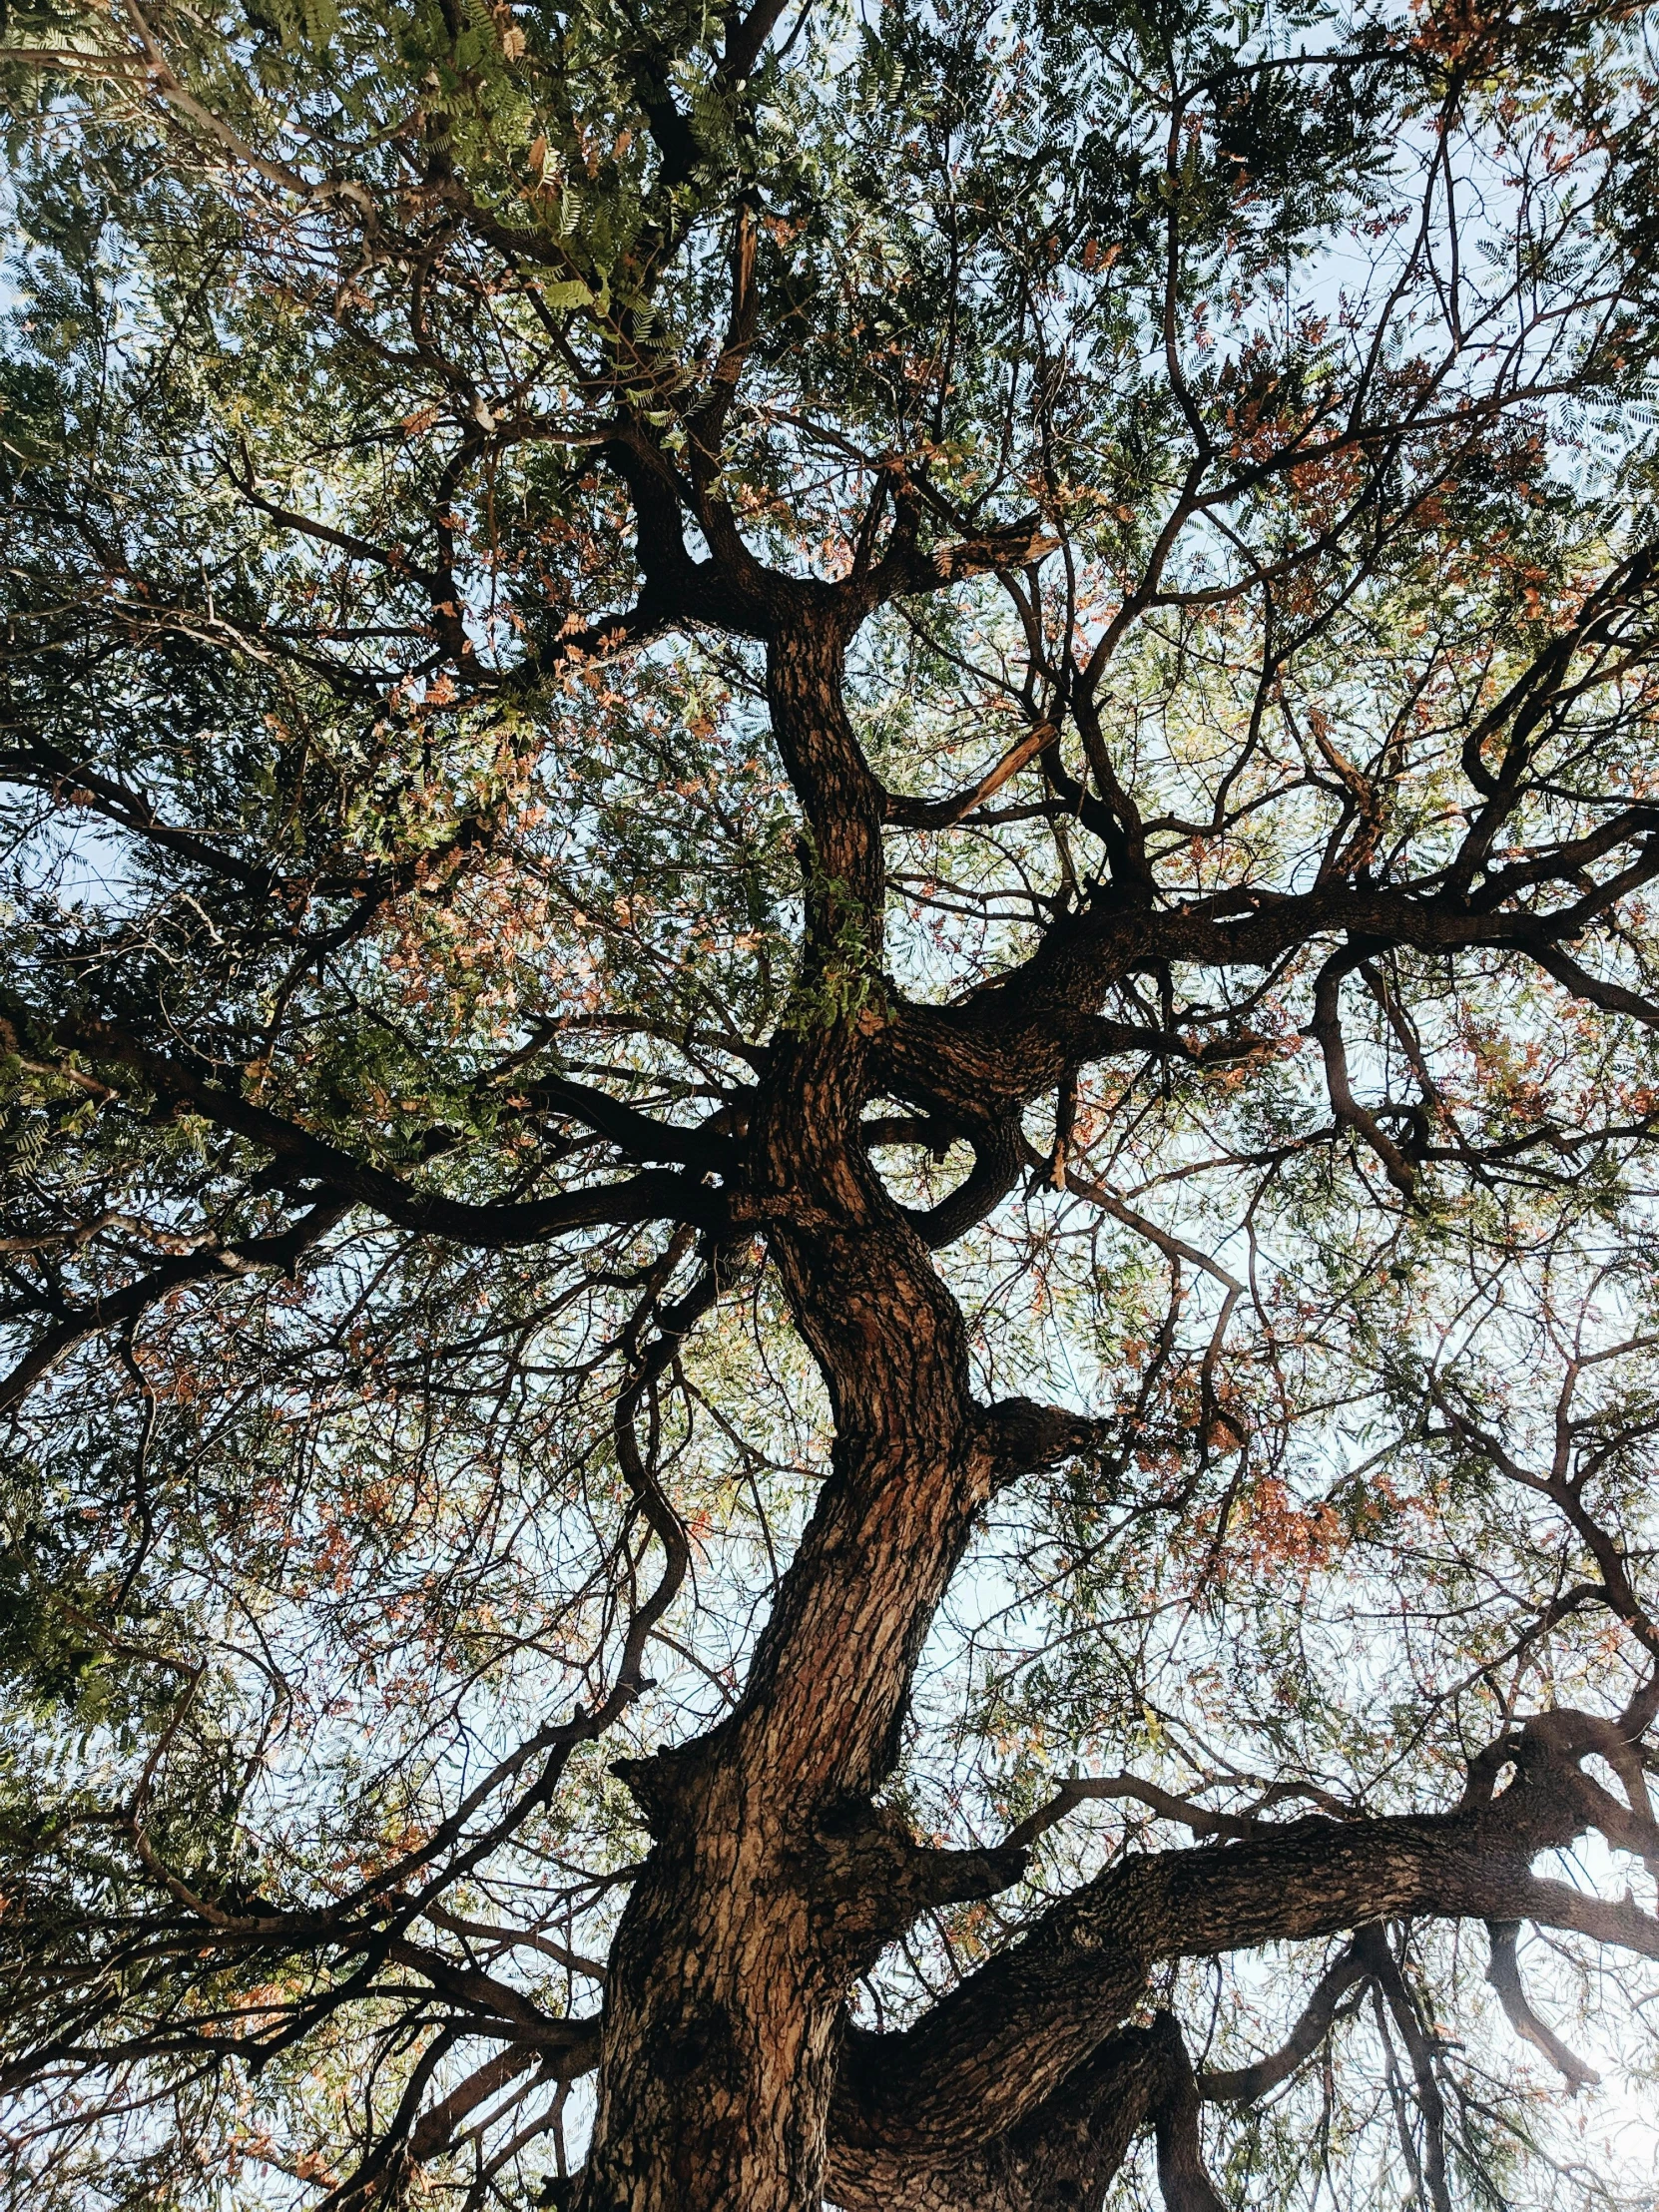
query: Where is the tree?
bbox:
[3,0,1659,2203]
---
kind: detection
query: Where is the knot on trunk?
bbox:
[611,1744,703,1837]
[979,1396,1105,1487]
[811,1800,1027,1966]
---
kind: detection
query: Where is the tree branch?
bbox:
[1484,1921,1600,2090]
[831,1728,1659,2163]
[1199,1939,1369,2102]
[46,1023,726,1245]
[0,1194,348,1416]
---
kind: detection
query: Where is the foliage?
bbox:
[3,0,1659,2205]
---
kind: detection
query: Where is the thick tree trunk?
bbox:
[573,1800,844,2210]
[574,615,1004,2212]
[572,1196,992,2209]
[574,1397,985,2209]
[573,1148,1003,2205]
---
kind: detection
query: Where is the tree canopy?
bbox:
[4,0,1659,2206]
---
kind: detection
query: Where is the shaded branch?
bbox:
[1484,1921,1600,2090]
[1198,1938,1370,2102]
[0,1194,348,1417]
[45,1022,726,1245]
[830,2012,1221,2212]
[883,723,1059,830]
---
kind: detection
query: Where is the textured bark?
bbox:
[575,615,1051,2212]
[830,2015,1209,2212]
[829,1755,1614,2165]
[1152,2033,1227,2212]
[564,614,1659,2212]
[13,28,1659,2212]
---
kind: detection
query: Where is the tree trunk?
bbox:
[571,1210,992,2208]
[574,616,1000,2211]
[830,2019,1182,2212]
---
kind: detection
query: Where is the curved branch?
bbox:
[1199,1938,1369,2102]
[0,1193,347,1416]
[831,1738,1659,2163]
[900,1116,1025,1249]
[1003,1773,1266,1853]
[883,724,1058,831]
[1484,1921,1600,2090]
[1529,941,1659,1028]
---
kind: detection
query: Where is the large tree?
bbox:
[4,0,1659,2205]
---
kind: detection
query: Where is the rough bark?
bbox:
[11,20,1659,2210]
[820,1712,1659,2187]
[564,609,1659,2212]
[574,616,1076,2211]
[829,2013,1219,2212]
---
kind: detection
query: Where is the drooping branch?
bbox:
[1199,1938,1369,2102]
[1151,2017,1228,2212]
[1360,1927,1452,2212]
[0,1193,348,1416]
[1483,1922,1600,2091]
[1309,946,1418,1196]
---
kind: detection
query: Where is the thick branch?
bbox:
[830,2012,1221,2212]
[831,1750,1657,2162]
[872,858,1659,1128]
